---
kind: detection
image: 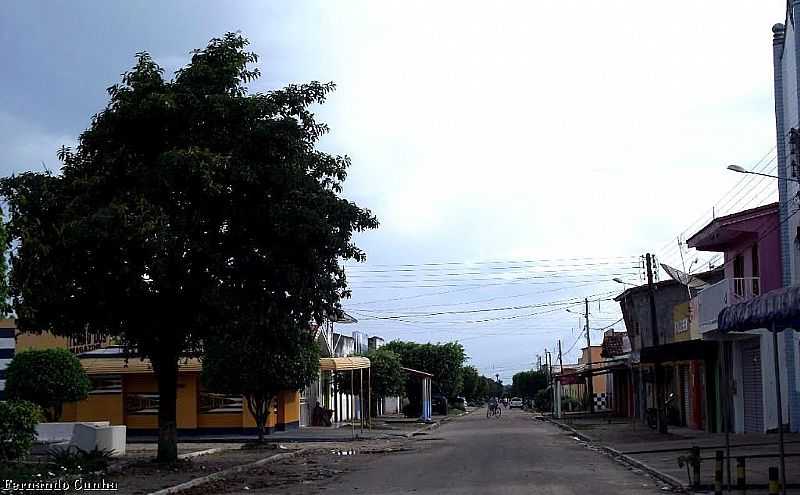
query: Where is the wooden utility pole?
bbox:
[646,253,666,433]
[585,297,594,413]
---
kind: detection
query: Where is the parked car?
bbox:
[432,393,448,415]
[509,397,523,409]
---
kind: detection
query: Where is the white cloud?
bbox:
[0,112,75,176]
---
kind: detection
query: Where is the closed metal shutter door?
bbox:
[741,340,764,433]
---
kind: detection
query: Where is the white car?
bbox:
[509,397,523,409]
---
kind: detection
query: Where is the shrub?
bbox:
[0,400,43,461]
[6,348,90,421]
[48,446,114,474]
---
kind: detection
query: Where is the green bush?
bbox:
[533,388,552,411]
[48,446,114,474]
[6,348,90,421]
[0,400,43,461]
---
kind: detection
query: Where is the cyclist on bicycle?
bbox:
[488,396,499,412]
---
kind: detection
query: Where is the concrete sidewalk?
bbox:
[547,414,800,492]
[125,414,450,445]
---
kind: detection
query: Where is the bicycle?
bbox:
[486,403,502,418]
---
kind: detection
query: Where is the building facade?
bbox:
[771,3,800,432]
[615,269,724,431]
[688,203,790,433]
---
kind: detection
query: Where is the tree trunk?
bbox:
[155,358,179,463]
[247,394,275,443]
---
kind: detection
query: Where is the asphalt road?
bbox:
[322,407,670,495]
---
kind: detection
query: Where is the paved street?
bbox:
[311,408,670,495]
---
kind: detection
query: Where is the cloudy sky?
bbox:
[0,1,787,380]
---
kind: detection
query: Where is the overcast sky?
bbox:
[0,1,787,381]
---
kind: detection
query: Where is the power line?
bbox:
[348,277,639,290]
[351,294,615,320]
[347,280,612,312]
[344,255,639,270]
[346,260,641,275]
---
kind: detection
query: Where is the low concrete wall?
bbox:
[72,424,127,457]
[36,421,110,443]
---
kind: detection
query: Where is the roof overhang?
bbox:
[81,357,202,375]
[640,339,717,363]
[402,366,433,377]
[718,285,800,333]
[319,356,371,371]
[687,203,779,252]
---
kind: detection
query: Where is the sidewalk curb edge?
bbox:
[146,448,309,495]
[541,417,688,493]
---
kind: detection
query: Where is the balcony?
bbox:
[695,277,760,334]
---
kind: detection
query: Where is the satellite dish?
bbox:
[661,263,708,289]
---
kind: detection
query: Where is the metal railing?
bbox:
[731,276,761,302]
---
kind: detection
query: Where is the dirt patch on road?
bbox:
[180,440,413,495]
[104,439,410,495]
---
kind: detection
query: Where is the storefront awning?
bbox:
[718,285,800,333]
[319,356,371,371]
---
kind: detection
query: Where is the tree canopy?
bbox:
[384,341,466,399]
[202,321,320,442]
[461,365,480,402]
[511,369,547,399]
[5,349,90,421]
[0,33,377,461]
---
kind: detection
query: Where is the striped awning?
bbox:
[319,356,370,371]
[80,357,203,375]
[718,285,800,333]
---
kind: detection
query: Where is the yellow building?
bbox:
[15,327,301,434]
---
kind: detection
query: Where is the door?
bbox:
[680,365,689,427]
[741,339,764,433]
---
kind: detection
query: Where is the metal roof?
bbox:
[319,356,371,371]
[81,356,202,375]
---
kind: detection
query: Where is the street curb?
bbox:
[404,407,475,438]
[177,445,242,460]
[146,448,309,495]
[406,420,442,438]
[541,417,687,493]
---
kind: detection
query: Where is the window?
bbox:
[733,254,745,297]
[751,244,760,295]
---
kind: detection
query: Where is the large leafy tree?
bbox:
[202,322,320,442]
[5,349,90,421]
[384,341,465,416]
[511,369,547,400]
[335,347,404,416]
[0,33,377,461]
[461,365,480,402]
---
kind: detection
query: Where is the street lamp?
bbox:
[612,277,637,286]
[726,164,800,183]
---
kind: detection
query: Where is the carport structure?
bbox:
[718,285,800,495]
[319,356,371,437]
[402,367,433,421]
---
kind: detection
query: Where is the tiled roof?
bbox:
[601,333,625,358]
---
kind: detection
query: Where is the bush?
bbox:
[48,446,114,474]
[0,400,43,461]
[533,388,552,411]
[6,348,90,421]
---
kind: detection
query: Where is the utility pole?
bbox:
[646,253,666,434]
[546,349,555,415]
[585,297,594,413]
